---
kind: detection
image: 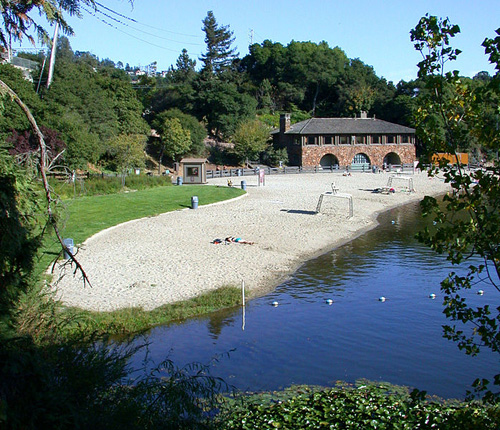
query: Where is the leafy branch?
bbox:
[411,15,500,399]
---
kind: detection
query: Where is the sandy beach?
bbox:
[51,171,451,311]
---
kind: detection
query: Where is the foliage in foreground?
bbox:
[220,383,500,430]
[411,15,500,399]
[1,334,227,429]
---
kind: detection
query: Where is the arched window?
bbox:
[353,153,370,165]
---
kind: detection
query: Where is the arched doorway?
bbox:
[320,154,339,169]
[383,152,401,166]
[352,153,371,170]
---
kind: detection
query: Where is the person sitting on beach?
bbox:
[212,238,223,244]
[225,236,254,245]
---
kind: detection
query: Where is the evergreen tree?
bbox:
[176,49,196,75]
[199,11,238,77]
[169,48,197,84]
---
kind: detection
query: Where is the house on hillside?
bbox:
[272,112,416,169]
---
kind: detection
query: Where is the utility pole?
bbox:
[46,21,59,88]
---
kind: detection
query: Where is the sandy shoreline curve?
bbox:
[51,171,451,311]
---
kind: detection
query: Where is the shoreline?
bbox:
[51,172,451,311]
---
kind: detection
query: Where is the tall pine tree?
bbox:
[199,11,238,77]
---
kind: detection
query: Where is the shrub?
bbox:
[49,174,171,199]
[219,382,500,429]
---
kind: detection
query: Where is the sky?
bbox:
[14,0,500,83]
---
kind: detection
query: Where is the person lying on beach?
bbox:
[225,236,254,245]
[212,238,223,244]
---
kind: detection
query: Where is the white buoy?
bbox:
[379,296,386,302]
[478,290,484,295]
[272,301,279,307]
[326,299,333,305]
[429,293,436,299]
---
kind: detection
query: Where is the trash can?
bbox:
[177,176,183,185]
[191,196,198,209]
[63,238,74,259]
[241,180,247,191]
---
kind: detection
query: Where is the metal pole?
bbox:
[36,54,48,93]
[46,21,60,89]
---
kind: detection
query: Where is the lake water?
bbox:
[133,201,498,399]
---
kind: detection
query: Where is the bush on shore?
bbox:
[49,174,171,199]
[218,382,500,429]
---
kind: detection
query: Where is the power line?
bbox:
[88,5,202,46]
[94,1,199,38]
[81,6,195,54]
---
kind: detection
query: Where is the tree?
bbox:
[105,134,146,185]
[195,79,257,140]
[56,35,74,60]
[0,64,44,139]
[37,51,148,167]
[153,117,191,169]
[199,11,238,77]
[0,148,42,317]
[171,48,196,83]
[411,15,500,399]
[154,108,206,156]
[232,119,270,164]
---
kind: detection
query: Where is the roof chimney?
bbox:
[360,111,368,119]
[280,113,291,133]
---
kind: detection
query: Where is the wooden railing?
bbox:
[206,163,416,179]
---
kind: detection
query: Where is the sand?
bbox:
[50,171,450,311]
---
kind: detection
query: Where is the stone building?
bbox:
[272,113,416,168]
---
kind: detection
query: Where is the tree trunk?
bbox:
[311,83,320,117]
[158,145,164,175]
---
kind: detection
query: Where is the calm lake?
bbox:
[133,200,498,399]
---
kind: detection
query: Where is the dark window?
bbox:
[372,135,380,144]
[324,136,333,145]
[355,135,365,144]
[187,167,199,176]
[339,136,349,145]
[387,135,396,144]
[307,136,316,145]
[401,134,410,143]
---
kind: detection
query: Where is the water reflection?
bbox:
[133,201,498,399]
